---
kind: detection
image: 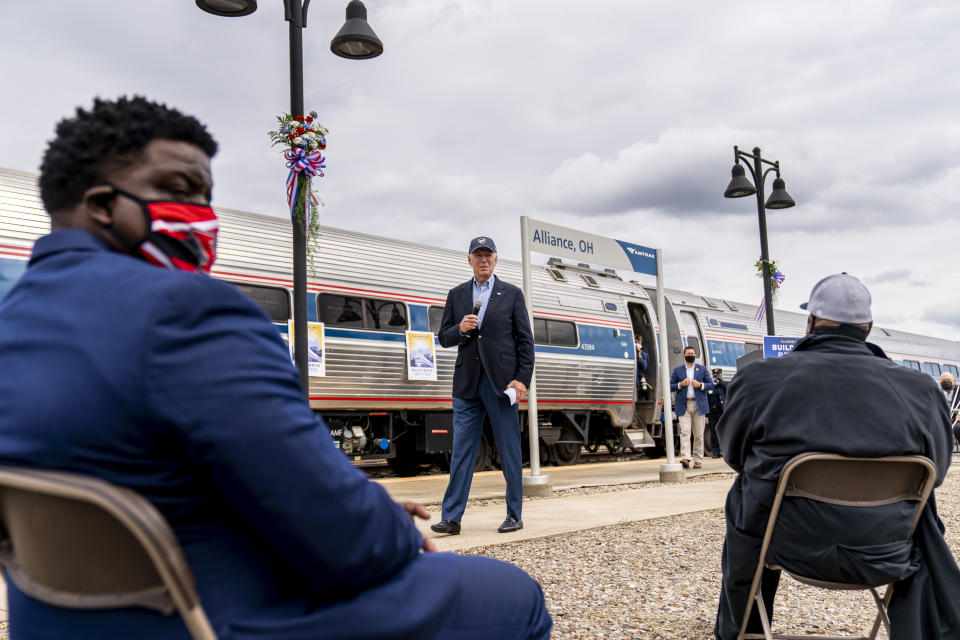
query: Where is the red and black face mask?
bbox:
[107,187,218,273]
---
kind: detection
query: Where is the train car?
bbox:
[3,166,960,474]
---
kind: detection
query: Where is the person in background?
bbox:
[635,333,650,400]
[0,96,551,640]
[670,345,714,469]
[941,372,959,452]
[706,368,727,459]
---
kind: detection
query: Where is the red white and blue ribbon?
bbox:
[284,148,325,232]
[754,268,786,325]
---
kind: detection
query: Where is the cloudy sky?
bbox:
[1,0,958,338]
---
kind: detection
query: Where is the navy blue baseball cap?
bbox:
[468,236,497,254]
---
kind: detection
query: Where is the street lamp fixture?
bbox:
[196,0,382,393]
[196,0,257,17]
[723,145,796,336]
[330,0,383,59]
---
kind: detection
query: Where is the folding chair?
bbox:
[0,466,217,640]
[737,453,937,640]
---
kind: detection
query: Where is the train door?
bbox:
[627,302,658,423]
[679,310,706,366]
[642,287,684,371]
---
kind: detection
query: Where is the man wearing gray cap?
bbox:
[714,273,960,639]
[431,236,535,535]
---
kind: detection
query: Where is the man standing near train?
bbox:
[714,273,960,639]
[670,345,714,468]
[431,237,535,535]
[0,96,551,639]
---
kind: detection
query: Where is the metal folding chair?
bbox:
[736,453,937,640]
[0,466,217,640]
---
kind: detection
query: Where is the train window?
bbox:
[366,299,408,332]
[428,306,445,334]
[231,282,290,323]
[744,342,762,353]
[921,362,941,377]
[905,360,921,371]
[946,364,959,378]
[532,318,578,346]
[533,318,548,344]
[686,336,702,359]
[317,294,365,329]
[547,320,578,347]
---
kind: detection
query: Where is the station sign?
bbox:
[523,217,658,276]
[763,336,800,359]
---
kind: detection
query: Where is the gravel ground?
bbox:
[462,471,960,639]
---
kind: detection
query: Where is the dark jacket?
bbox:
[0,230,462,639]
[670,362,714,415]
[438,277,535,399]
[714,330,959,640]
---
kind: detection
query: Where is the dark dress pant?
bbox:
[442,372,523,523]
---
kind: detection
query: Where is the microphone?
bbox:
[468,298,482,337]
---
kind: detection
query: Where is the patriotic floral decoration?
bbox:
[268,111,329,261]
[754,258,786,300]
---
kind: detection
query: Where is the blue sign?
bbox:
[763,336,800,359]
[614,240,658,276]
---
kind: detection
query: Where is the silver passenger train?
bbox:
[3,166,959,474]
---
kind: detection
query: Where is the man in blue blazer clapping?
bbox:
[670,345,714,468]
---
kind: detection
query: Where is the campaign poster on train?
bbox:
[288,321,325,377]
[406,331,438,381]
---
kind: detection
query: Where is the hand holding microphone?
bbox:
[459,298,482,335]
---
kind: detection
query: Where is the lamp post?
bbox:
[196,0,382,393]
[723,145,795,336]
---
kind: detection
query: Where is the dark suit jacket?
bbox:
[437,276,534,399]
[0,230,452,639]
[670,363,714,415]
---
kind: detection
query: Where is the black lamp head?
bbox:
[331,0,383,59]
[195,0,257,17]
[765,177,796,209]
[724,164,756,198]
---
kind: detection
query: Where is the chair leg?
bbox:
[754,592,775,640]
[866,585,892,640]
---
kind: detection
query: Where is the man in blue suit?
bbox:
[670,345,714,468]
[0,96,551,639]
[431,237,535,535]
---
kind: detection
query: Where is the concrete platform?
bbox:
[415,477,733,552]
[375,455,733,504]
[374,456,735,552]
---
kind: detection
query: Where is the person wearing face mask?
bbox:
[0,97,551,640]
[670,345,714,468]
[940,373,960,451]
[713,273,959,640]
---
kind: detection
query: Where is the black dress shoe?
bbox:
[430,520,461,535]
[497,516,523,533]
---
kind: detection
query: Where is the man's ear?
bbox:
[80,185,117,227]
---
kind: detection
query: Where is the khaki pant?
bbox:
[678,398,705,462]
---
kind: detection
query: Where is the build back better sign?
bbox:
[763,336,800,359]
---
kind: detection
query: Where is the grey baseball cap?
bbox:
[800,272,872,324]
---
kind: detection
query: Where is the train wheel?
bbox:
[550,426,582,466]
[584,440,601,454]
